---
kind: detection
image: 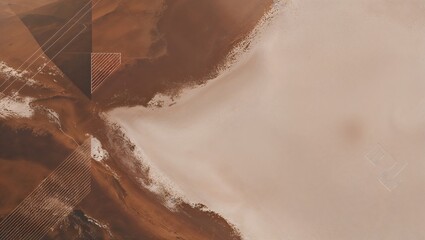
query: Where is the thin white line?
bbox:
[1,150,90,239]
[91,53,120,75]
[0,140,89,229]
[91,56,120,82]
[1,0,104,95]
[93,56,118,74]
[41,184,91,229]
[93,52,119,58]
[17,158,91,240]
[2,0,98,91]
[30,164,91,239]
[1,170,89,239]
[92,73,117,93]
[58,126,79,146]
[392,162,408,178]
[91,53,111,68]
[3,22,86,94]
[14,1,92,69]
[91,54,111,73]
[0,142,90,237]
[17,179,90,240]
[378,178,395,192]
[92,55,115,75]
[0,145,90,237]
[5,24,87,95]
[92,53,116,71]
[0,148,82,228]
[92,53,120,58]
[91,61,117,85]
[0,79,10,89]
[92,61,120,88]
[12,188,72,239]
[13,25,87,95]
[0,0,94,90]
[92,53,121,55]
[34,185,91,240]
[32,183,91,240]
[91,54,114,76]
[91,57,120,88]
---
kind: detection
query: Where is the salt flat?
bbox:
[108,0,425,239]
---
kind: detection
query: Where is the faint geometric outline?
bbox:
[0,139,92,240]
[0,142,90,238]
[14,25,87,95]
[0,0,105,96]
[0,0,93,90]
[378,161,408,192]
[90,53,121,93]
[0,141,91,239]
[364,143,395,169]
[365,143,408,192]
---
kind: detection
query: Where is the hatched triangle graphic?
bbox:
[91,53,121,93]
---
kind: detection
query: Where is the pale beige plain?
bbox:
[109,0,425,239]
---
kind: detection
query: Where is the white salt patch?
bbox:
[0,96,34,119]
[0,61,37,86]
[46,108,60,124]
[91,137,109,162]
[0,61,26,79]
[85,214,114,238]
[126,129,185,211]
[26,78,37,86]
[147,93,176,108]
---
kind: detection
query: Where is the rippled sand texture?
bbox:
[109,0,425,239]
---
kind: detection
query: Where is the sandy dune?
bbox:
[109,0,425,239]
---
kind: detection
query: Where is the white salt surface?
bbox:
[91,137,109,162]
[108,0,425,239]
[0,96,34,119]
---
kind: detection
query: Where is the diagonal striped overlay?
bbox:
[0,0,104,97]
[91,53,121,94]
[0,139,92,240]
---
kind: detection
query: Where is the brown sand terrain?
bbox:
[92,0,274,108]
[0,0,274,239]
[14,0,93,96]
